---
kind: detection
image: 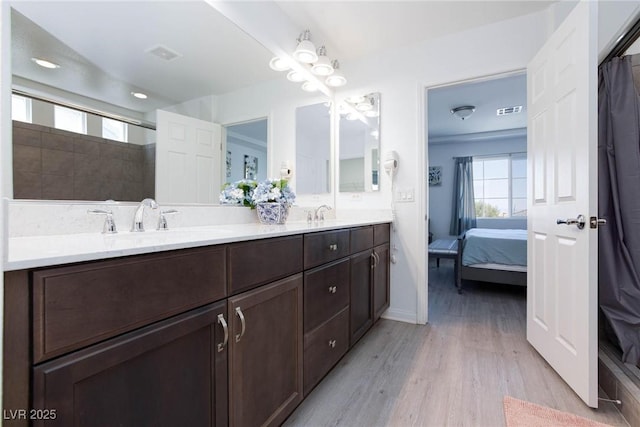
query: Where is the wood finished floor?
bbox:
[284,259,629,427]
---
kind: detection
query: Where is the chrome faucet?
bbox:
[314,205,332,222]
[131,198,158,232]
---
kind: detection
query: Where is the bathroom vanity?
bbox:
[3,221,390,427]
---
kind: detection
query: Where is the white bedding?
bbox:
[462,228,527,267]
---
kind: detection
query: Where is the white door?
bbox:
[527,1,598,407]
[156,110,221,204]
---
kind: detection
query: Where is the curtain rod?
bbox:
[12,89,157,131]
[452,151,526,160]
[602,16,640,65]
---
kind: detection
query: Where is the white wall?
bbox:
[428,136,527,240]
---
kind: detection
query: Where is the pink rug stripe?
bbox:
[503,396,613,427]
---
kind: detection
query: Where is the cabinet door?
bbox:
[350,250,373,346]
[373,243,390,321]
[33,301,228,427]
[228,274,303,427]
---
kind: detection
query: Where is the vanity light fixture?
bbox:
[326,60,347,87]
[355,97,374,112]
[293,30,318,63]
[271,30,346,94]
[31,57,60,69]
[311,46,334,76]
[451,105,476,120]
[131,91,148,99]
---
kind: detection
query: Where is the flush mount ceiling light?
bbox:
[131,91,148,99]
[293,30,318,63]
[31,57,60,69]
[326,60,347,87]
[450,105,476,120]
[269,56,290,72]
[311,46,334,76]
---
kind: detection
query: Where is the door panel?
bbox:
[156,110,221,204]
[526,0,598,407]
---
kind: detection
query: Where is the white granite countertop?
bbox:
[6,219,391,271]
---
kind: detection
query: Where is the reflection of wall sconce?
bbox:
[269,29,347,93]
[342,93,380,124]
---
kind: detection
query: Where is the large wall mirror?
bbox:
[8,1,277,204]
[339,93,380,192]
[295,102,331,195]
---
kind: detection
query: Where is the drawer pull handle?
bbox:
[328,286,337,294]
[217,314,228,352]
[328,244,338,251]
[371,253,376,269]
[235,307,246,343]
[329,339,337,348]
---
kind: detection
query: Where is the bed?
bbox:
[455,228,527,293]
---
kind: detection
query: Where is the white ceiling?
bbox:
[10,1,554,117]
[427,73,527,141]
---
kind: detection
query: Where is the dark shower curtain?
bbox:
[599,55,640,367]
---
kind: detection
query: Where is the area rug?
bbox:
[503,396,613,427]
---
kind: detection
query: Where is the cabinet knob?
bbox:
[328,244,338,251]
[328,339,337,348]
[328,285,337,294]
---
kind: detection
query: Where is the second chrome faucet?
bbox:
[131,198,158,232]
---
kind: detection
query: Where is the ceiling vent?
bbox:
[497,106,523,116]
[146,45,182,61]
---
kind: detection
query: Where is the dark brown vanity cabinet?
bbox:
[349,224,391,346]
[3,223,391,427]
[228,274,303,427]
[33,301,229,427]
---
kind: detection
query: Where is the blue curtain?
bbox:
[449,156,476,236]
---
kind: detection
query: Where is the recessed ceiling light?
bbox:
[131,91,148,99]
[31,58,60,69]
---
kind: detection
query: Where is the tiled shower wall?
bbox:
[12,121,155,201]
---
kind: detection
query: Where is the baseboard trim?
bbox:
[381,308,417,324]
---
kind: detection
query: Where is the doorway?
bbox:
[425,72,527,315]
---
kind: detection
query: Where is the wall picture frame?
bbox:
[244,155,258,180]
[429,166,442,186]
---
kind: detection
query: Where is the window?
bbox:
[473,153,527,218]
[102,117,128,142]
[11,94,32,123]
[54,105,86,134]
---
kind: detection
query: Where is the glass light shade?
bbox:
[301,81,318,92]
[326,71,346,87]
[287,69,306,83]
[364,109,379,118]
[269,56,289,71]
[450,106,475,120]
[294,40,318,63]
[355,100,373,112]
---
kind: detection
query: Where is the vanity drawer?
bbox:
[33,246,226,363]
[303,307,349,396]
[228,235,303,295]
[350,226,374,253]
[374,223,391,246]
[304,258,350,333]
[303,229,350,269]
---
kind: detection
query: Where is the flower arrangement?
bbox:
[219,179,257,207]
[219,179,295,209]
[251,179,296,207]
